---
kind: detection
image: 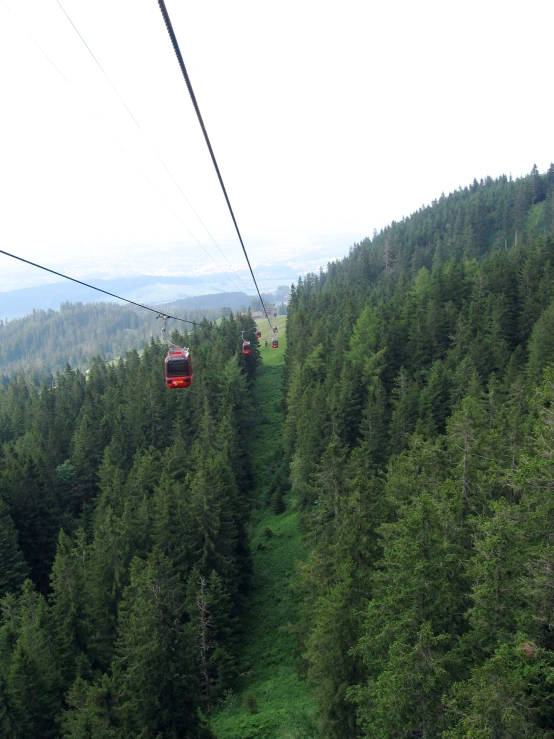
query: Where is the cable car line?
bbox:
[54,0,249,296]
[156,0,275,332]
[4,0,221,297]
[2,3,214,296]
[54,0,140,125]
[0,248,204,327]
[152,156,251,295]
[1,0,69,82]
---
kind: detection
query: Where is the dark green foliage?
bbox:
[0,312,256,736]
[3,166,554,736]
[62,674,121,738]
[0,500,28,598]
[284,166,554,736]
[113,551,202,738]
[0,581,63,739]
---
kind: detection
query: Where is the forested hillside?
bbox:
[0,298,247,381]
[0,312,261,737]
[3,165,554,739]
[284,165,554,736]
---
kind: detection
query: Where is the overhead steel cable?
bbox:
[0,248,204,327]
[1,0,68,81]
[156,0,275,331]
[3,1,215,297]
[2,0,210,294]
[54,0,250,297]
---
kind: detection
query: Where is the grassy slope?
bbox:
[210,315,319,739]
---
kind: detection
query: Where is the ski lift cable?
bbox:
[54,0,249,296]
[156,0,275,331]
[1,0,69,81]
[0,248,205,327]
[2,1,222,297]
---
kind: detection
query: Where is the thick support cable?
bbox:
[54,0,248,296]
[156,0,274,330]
[0,248,203,326]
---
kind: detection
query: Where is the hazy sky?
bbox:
[0,0,552,294]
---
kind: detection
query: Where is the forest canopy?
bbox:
[283,164,554,737]
[2,165,554,737]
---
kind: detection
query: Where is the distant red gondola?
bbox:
[272,339,278,349]
[242,341,251,355]
[256,330,262,339]
[165,349,193,389]
[273,326,278,333]
[273,311,277,317]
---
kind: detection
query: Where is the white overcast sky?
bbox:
[0,0,552,293]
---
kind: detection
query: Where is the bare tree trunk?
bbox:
[196,576,212,712]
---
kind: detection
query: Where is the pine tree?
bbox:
[0,499,28,598]
[113,550,205,738]
[85,507,129,669]
[389,368,419,454]
[62,673,121,739]
[444,641,554,738]
[49,529,88,685]
[527,301,554,385]
[185,457,239,587]
[5,581,63,738]
[354,493,466,737]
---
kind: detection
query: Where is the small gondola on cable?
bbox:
[256,330,262,339]
[241,330,251,355]
[273,326,278,333]
[165,348,193,388]
[272,338,278,349]
[159,315,193,389]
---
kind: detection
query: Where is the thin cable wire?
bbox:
[54,0,249,295]
[156,0,274,330]
[1,0,68,81]
[0,248,204,327]
[1,0,214,296]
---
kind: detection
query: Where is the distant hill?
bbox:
[0,275,250,320]
[0,264,301,320]
[0,292,252,380]
[170,292,250,311]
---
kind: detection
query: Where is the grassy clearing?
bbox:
[210,315,319,738]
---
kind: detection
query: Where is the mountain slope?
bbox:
[283,165,554,737]
[211,315,319,738]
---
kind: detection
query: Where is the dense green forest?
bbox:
[0,312,262,737]
[284,164,554,736]
[2,164,554,738]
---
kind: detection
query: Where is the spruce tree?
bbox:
[0,499,28,598]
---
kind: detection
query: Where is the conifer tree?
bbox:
[62,673,121,739]
[49,529,88,685]
[113,550,208,738]
[0,499,28,598]
[4,581,63,738]
[85,507,129,669]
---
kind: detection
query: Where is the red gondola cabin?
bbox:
[165,349,193,389]
[273,326,278,333]
[242,341,251,355]
[272,338,278,349]
[256,330,262,339]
